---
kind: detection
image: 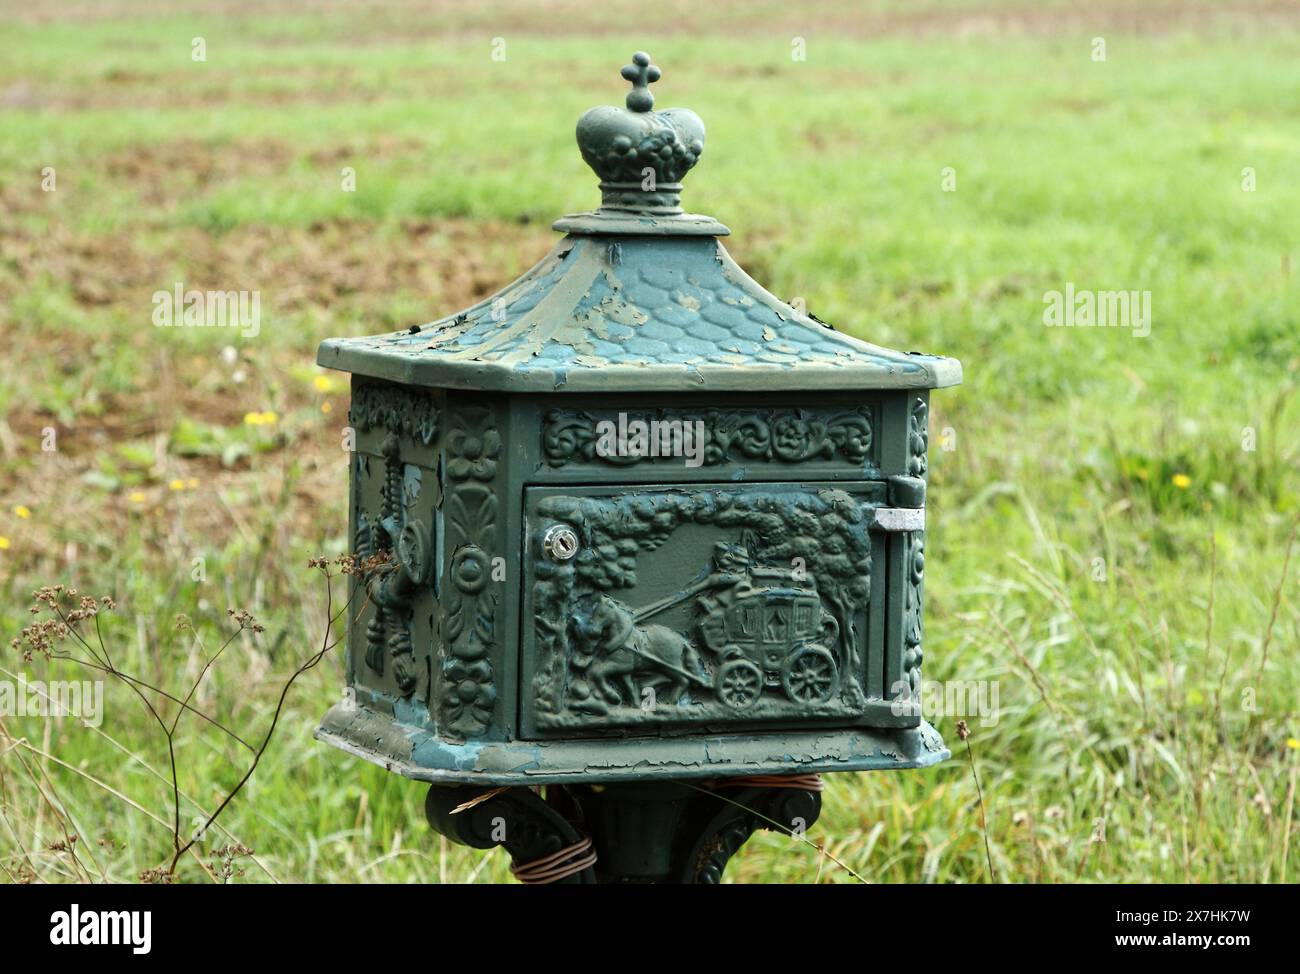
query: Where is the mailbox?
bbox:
[316,52,961,883]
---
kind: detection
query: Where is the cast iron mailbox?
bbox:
[316,52,961,883]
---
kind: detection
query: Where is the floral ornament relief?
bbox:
[441,406,501,739]
[907,398,928,479]
[541,406,873,468]
[902,398,928,696]
[902,534,925,696]
[350,385,439,699]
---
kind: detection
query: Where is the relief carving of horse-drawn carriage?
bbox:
[573,551,842,713]
[697,567,840,709]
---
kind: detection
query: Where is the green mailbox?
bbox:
[316,52,961,883]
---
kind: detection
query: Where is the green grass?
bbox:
[1,0,1298,883]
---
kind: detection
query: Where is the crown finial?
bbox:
[573,52,706,219]
[620,51,660,112]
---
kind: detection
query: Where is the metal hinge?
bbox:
[869,507,925,532]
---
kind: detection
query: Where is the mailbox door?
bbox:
[520,481,913,737]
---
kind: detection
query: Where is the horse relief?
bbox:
[571,594,706,712]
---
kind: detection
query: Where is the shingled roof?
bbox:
[318,233,961,393]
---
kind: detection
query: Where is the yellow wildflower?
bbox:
[1172,473,1191,489]
[128,491,147,503]
[168,479,186,491]
[1287,738,1300,751]
[321,402,333,414]
[313,375,337,393]
[14,505,31,519]
[244,410,278,426]
[0,537,10,550]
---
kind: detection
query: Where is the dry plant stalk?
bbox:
[9,553,381,882]
[957,719,996,883]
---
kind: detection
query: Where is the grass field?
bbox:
[2,0,1299,883]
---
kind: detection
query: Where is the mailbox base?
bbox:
[424,778,824,883]
[317,703,950,785]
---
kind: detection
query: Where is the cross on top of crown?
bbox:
[620,51,661,112]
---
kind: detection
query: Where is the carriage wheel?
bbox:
[781,645,838,705]
[715,659,764,710]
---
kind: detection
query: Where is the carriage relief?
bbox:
[697,566,840,709]
[564,544,845,718]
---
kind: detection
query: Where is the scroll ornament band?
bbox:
[542,406,873,468]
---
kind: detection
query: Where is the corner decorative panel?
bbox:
[348,382,442,703]
[438,404,501,740]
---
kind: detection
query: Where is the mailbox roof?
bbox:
[318,51,960,394]
[318,233,961,393]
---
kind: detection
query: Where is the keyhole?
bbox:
[543,525,579,561]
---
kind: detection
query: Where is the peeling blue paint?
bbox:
[318,235,960,392]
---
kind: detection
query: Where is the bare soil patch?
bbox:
[0,215,551,561]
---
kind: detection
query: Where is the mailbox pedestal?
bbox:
[425,778,823,884]
[316,52,961,883]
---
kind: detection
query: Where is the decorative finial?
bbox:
[620,51,660,112]
[574,52,705,217]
